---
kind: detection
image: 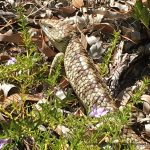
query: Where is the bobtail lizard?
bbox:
[39,19,117,114]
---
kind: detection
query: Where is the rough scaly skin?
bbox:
[40,19,116,113]
[64,37,116,112]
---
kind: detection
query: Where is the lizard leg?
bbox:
[49,52,64,76]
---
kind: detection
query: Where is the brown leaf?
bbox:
[0,90,4,102]
[58,5,77,15]
[40,39,56,57]
[0,30,23,45]
[92,23,115,34]
[72,0,84,9]
[2,93,42,109]
[32,29,56,57]
[59,77,69,89]
[0,55,10,62]
[2,93,22,108]
[0,27,56,57]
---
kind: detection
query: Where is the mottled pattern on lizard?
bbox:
[40,19,116,113]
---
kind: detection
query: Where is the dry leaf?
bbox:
[40,39,56,57]
[80,29,87,50]
[0,83,18,98]
[59,77,69,89]
[2,93,22,108]
[55,87,66,100]
[55,125,70,136]
[59,5,76,15]
[0,27,56,58]
[94,8,131,20]
[0,55,10,62]
[0,90,4,102]
[141,94,150,115]
[2,93,43,109]
[0,30,23,45]
[110,1,131,12]
[86,36,100,46]
[72,0,84,9]
[64,16,87,30]
[92,23,115,34]
[34,29,56,57]
[89,41,105,59]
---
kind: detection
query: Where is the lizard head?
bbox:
[40,19,75,52]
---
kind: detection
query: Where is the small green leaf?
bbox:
[134,0,150,28]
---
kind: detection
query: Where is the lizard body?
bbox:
[40,19,116,113]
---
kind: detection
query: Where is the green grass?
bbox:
[0,101,132,149]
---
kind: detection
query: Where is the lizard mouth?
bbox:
[40,24,51,34]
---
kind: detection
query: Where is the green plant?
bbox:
[99,31,120,76]
[0,6,48,93]
[131,77,150,104]
[134,0,150,29]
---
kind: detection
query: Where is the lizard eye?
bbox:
[47,24,53,28]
